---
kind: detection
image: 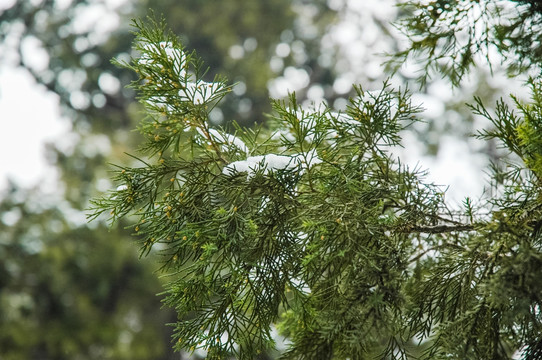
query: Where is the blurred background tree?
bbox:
[0,185,173,359]
[0,0,532,358]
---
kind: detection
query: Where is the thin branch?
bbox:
[399,223,479,234]
[408,243,466,264]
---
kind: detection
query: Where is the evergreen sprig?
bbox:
[89,17,542,360]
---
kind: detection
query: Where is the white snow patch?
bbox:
[223,149,322,178]
[196,127,248,155]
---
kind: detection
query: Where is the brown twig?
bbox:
[399,223,478,234]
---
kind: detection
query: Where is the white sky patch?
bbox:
[232,81,246,96]
[58,68,88,92]
[104,0,132,11]
[275,43,291,58]
[333,75,354,94]
[411,93,446,119]
[55,0,75,11]
[228,44,245,60]
[98,72,121,94]
[319,0,397,83]
[71,2,119,37]
[268,66,310,98]
[398,132,487,207]
[330,21,359,46]
[0,67,71,193]
[0,2,167,198]
[306,84,325,101]
[0,0,16,12]
[20,35,50,73]
[427,136,488,206]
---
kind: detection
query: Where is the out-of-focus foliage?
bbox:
[0,0,136,131]
[391,0,542,87]
[0,185,175,359]
[0,0,323,128]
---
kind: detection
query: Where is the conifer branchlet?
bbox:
[90,15,542,360]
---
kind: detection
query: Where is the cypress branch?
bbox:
[89,13,542,359]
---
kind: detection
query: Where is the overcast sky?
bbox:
[0,66,71,192]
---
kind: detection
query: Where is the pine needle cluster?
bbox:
[89,16,542,360]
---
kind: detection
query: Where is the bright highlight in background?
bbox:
[0,66,70,192]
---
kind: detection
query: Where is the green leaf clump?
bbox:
[90,16,542,360]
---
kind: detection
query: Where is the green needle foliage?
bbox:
[391,0,542,86]
[90,16,542,360]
